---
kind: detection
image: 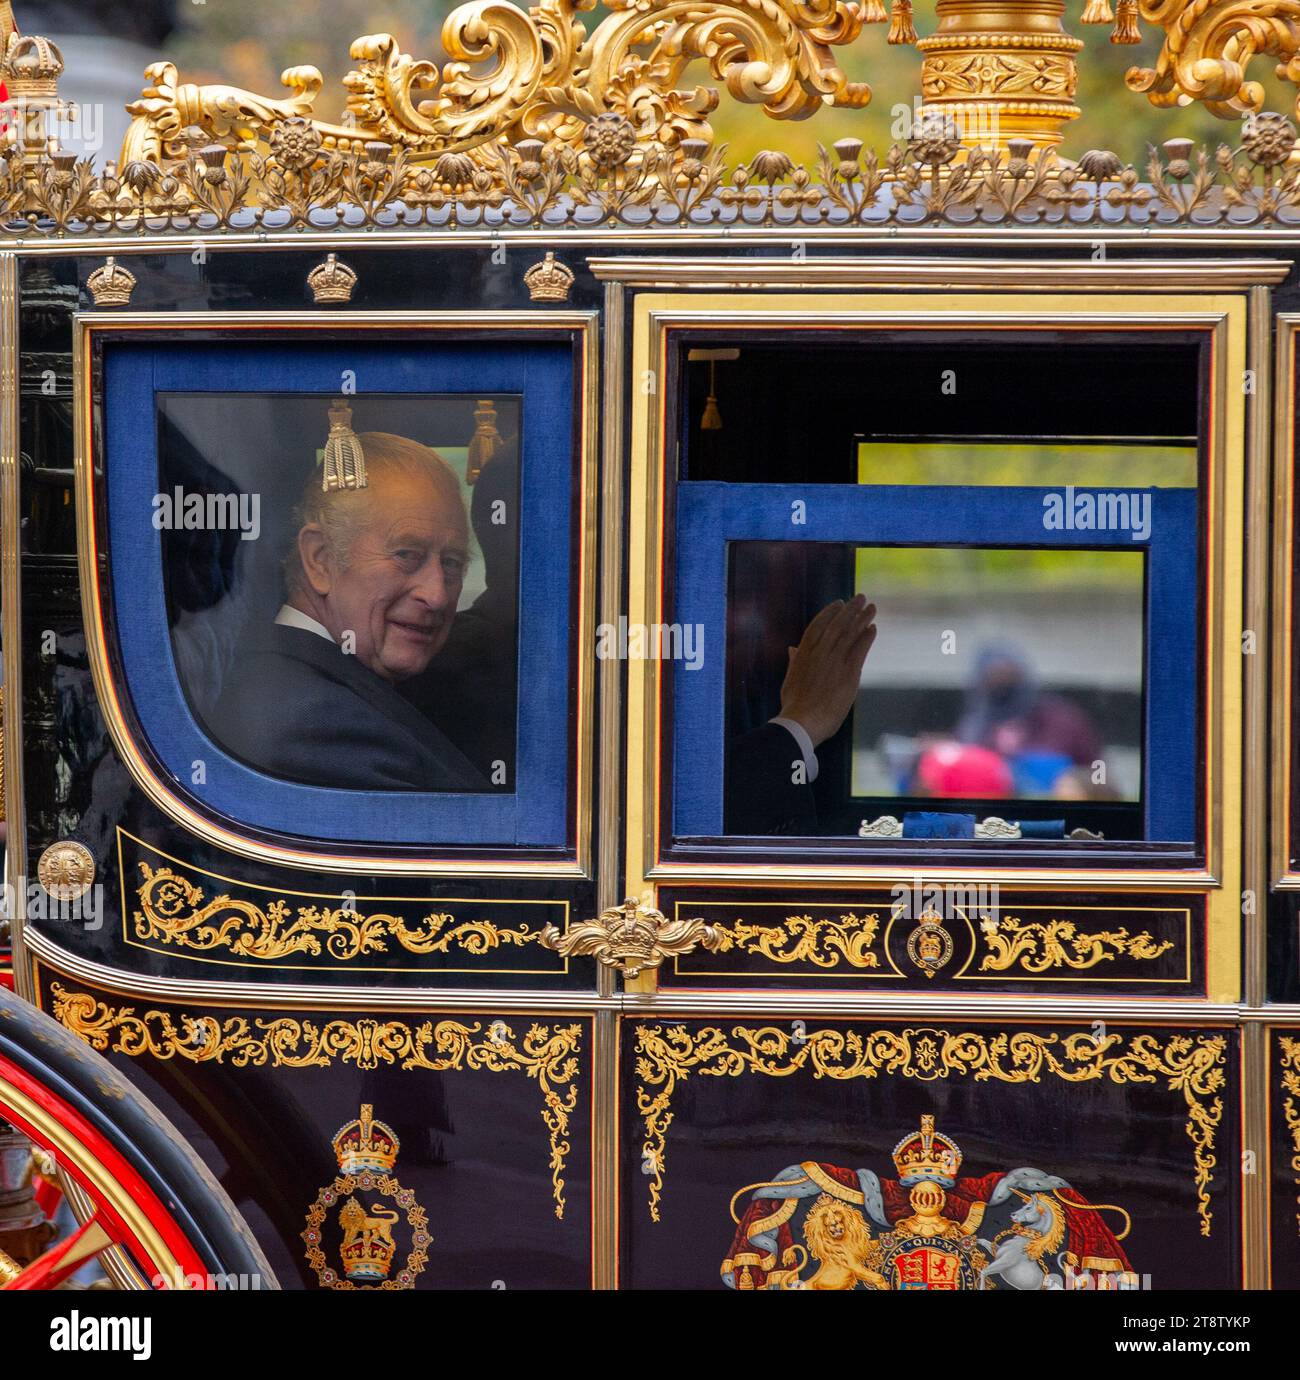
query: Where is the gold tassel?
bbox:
[466,398,503,484]
[1111,0,1140,43]
[701,360,723,431]
[1081,0,1113,22]
[321,399,368,492]
[888,0,918,44]
[861,0,888,21]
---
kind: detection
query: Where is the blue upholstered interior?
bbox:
[672,482,1198,841]
[104,339,575,848]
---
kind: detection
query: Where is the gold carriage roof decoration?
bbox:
[4,0,1300,230]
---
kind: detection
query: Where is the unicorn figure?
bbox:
[977,1191,1070,1290]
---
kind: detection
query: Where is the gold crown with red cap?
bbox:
[331,1104,399,1175]
[891,1114,962,1183]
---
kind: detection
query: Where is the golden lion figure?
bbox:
[794,1194,889,1290]
[339,1196,399,1258]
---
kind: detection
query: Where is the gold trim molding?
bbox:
[48,983,583,1218]
[22,919,1232,1020]
[587,255,1293,288]
[633,1022,1226,1234]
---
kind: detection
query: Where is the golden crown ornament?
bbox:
[86,257,136,307]
[524,253,575,303]
[892,1114,963,1184]
[331,1104,400,1175]
[307,253,358,305]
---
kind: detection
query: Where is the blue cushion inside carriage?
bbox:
[103,339,575,847]
[671,480,1198,842]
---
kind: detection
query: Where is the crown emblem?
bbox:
[86,257,136,307]
[331,1104,399,1175]
[905,905,954,979]
[524,251,574,303]
[308,253,358,304]
[892,1114,963,1185]
[3,31,65,101]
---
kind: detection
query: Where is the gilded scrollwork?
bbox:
[977,916,1175,974]
[117,0,869,168]
[121,59,331,163]
[634,1024,1225,1234]
[1127,0,1300,125]
[130,862,541,963]
[709,912,882,968]
[3,0,1300,235]
[50,984,582,1217]
[1279,1036,1300,1235]
[540,896,721,977]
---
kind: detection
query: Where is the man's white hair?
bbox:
[284,431,468,597]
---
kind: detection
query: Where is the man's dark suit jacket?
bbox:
[205,623,488,792]
[724,723,817,835]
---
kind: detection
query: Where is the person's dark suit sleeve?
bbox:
[204,631,488,792]
[724,723,817,835]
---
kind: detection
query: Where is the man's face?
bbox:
[314,470,469,681]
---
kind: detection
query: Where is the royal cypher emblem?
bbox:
[302,1104,431,1290]
[723,1115,1135,1291]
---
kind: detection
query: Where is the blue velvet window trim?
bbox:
[672,482,1198,842]
[104,339,575,848]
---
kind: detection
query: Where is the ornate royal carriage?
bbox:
[1,0,1299,1292]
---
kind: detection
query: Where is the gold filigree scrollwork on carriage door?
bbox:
[116,831,568,976]
[634,1024,1227,1237]
[49,984,582,1220]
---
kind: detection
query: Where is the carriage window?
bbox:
[159,393,520,793]
[726,542,1146,840]
[668,333,1202,851]
[100,337,577,852]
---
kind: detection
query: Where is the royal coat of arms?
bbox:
[722,1115,1135,1291]
[302,1104,432,1290]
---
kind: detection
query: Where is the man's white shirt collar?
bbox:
[275,604,334,644]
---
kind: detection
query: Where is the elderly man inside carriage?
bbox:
[205,402,498,793]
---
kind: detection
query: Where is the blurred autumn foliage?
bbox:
[148,0,1300,163]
